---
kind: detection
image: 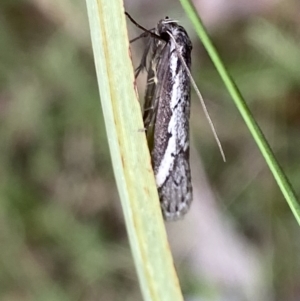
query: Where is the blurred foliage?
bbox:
[0,1,139,300]
[191,9,300,301]
[1,0,300,300]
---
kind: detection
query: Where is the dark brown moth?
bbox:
[127,13,193,221]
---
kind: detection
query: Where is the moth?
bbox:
[126,13,192,221]
[126,13,225,221]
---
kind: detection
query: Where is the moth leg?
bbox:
[130,32,148,44]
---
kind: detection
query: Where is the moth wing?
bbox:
[159,150,192,221]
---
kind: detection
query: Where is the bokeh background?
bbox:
[1,0,300,300]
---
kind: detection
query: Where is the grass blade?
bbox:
[85,0,184,300]
[179,0,300,225]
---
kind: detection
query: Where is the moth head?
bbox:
[157,17,191,51]
[157,17,179,42]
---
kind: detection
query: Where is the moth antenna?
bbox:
[125,12,165,41]
[167,32,226,162]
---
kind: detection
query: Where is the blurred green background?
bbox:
[1,0,300,300]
